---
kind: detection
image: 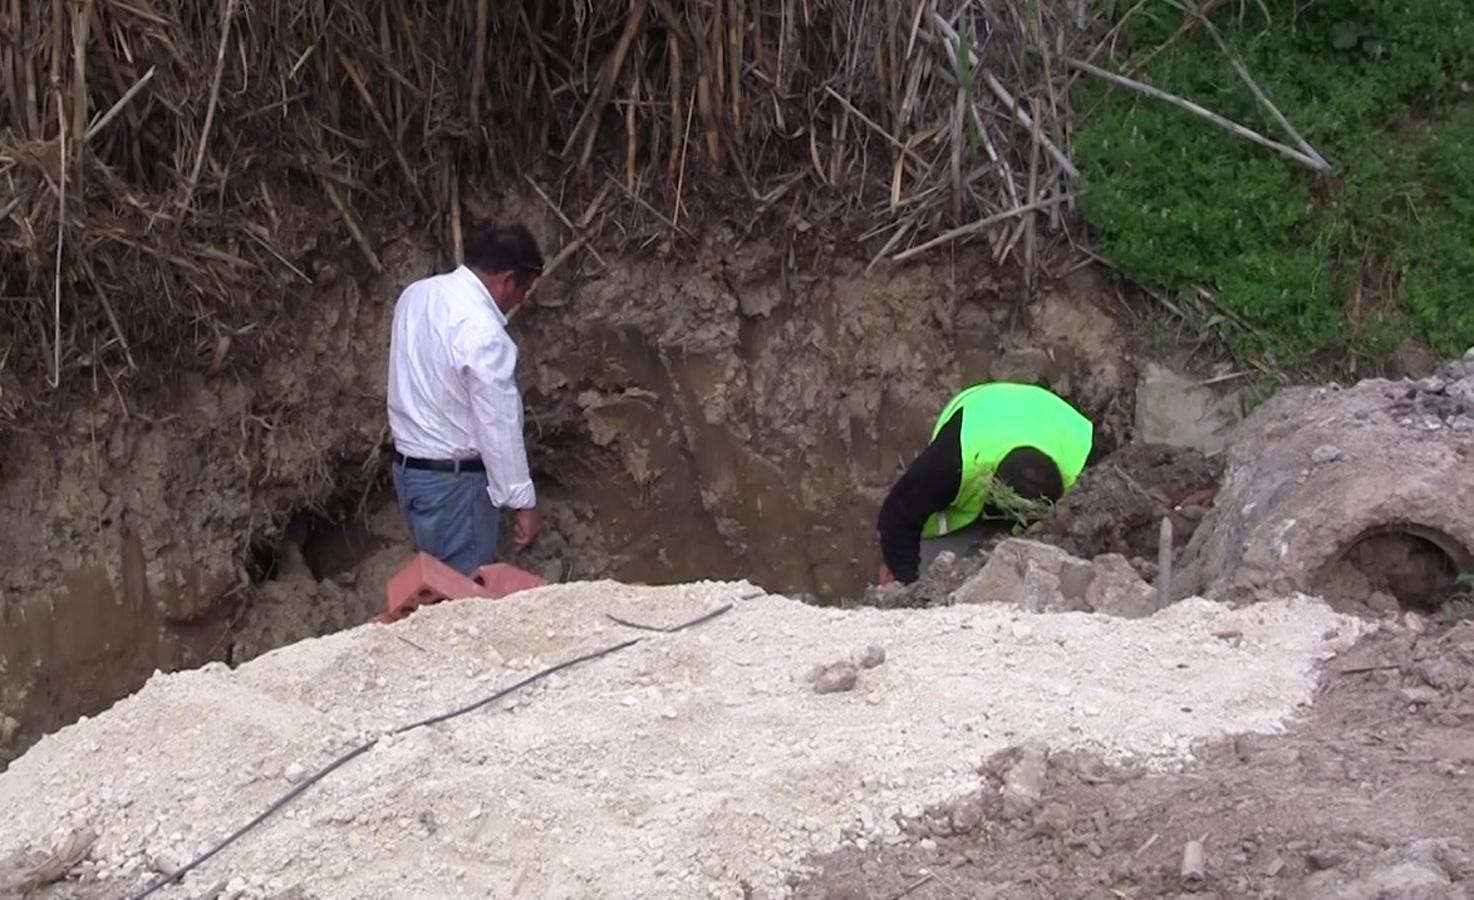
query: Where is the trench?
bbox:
[0,257,1145,768]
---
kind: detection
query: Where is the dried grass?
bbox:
[0,0,1105,423]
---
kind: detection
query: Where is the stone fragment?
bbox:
[812,663,859,695]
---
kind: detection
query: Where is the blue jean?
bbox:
[392,462,501,576]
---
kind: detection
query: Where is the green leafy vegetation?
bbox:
[983,472,1056,533]
[1074,0,1474,374]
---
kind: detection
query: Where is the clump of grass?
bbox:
[1074,0,1474,375]
[983,473,1056,533]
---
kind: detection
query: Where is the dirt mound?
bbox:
[791,614,1474,899]
[1028,442,1222,567]
[1179,357,1474,608]
[0,582,1362,900]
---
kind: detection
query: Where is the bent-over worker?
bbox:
[876,382,1093,585]
[386,223,545,576]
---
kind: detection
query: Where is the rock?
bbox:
[1134,362,1245,455]
[1306,847,1346,871]
[1085,554,1158,618]
[1000,743,1048,820]
[1367,591,1400,615]
[952,539,1157,618]
[857,645,887,670]
[148,849,187,874]
[1399,686,1441,706]
[993,347,1055,385]
[1034,800,1073,836]
[736,284,782,319]
[926,551,958,577]
[1057,560,1095,601]
[283,763,308,785]
[947,792,986,834]
[812,662,859,695]
[952,539,1078,611]
[1415,658,1471,692]
[1311,445,1343,464]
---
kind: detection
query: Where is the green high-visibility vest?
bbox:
[921,382,1093,538]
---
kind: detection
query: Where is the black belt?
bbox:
[394,451,485,473]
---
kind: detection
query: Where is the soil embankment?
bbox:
[0,218,1140,768]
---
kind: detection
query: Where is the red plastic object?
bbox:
[471,563,548,599]
[377,554,550,624]
[378,552,482,624]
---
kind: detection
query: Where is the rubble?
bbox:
[951,538,1158,618]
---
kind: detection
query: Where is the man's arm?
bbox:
[876,408,964,583]
[456,321,536,511]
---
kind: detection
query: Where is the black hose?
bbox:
[123,599,741,899]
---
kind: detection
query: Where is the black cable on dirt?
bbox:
[125,596,752,900]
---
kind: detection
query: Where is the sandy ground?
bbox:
[0,581,1363,900]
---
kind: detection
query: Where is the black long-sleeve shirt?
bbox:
[876,407,964,583]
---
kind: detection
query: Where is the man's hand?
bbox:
[877,564,895,586]
[512,507,541,550]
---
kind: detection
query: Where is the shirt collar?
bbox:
[452,265,507,326]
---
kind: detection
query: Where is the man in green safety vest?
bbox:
[876,382,1094,585]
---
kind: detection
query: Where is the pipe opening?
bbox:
[1313,523,1472,616]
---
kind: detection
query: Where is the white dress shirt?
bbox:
[387,265,536,509]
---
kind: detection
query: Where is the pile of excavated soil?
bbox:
[794,616,1474,899]
[1030,442,1222,569]
[1,581,1364,899]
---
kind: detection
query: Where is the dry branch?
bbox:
[0,0,1123,422]
[524,175,610,269]
[320,173,384,274]
[1171,0,1330,170]
[562,0,652,173]
[930,13,1081,180]
[83,65,155,144]
[181,0,240,209]
[1064,56,1331,172]
[892,193,1073,262]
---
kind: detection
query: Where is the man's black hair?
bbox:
[995,446,1064,503]
[464,223,544,277]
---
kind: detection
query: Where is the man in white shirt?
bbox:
[386,223,545,575]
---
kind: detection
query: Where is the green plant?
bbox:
[1074,0,1474,374]
[985,475,1056,533]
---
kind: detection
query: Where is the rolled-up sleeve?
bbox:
[453,320,536,509]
